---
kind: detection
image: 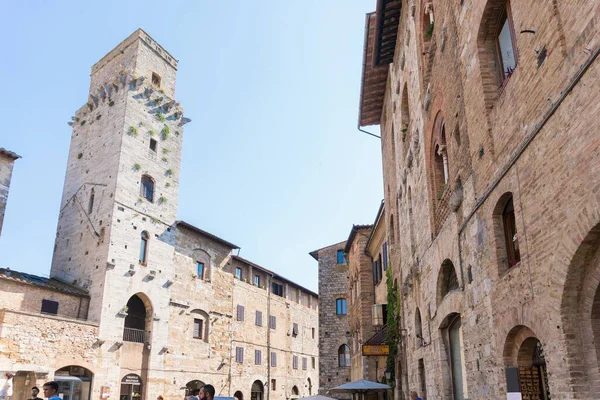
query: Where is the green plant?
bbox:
[402,133,407,142]
[158,196,168,204]
[165,168,173,177]
[162,157,168,162]
[162,148,170,154]
[156,112,166,122]
[80,120,86,126]
[149,129,156,136]
[77,153,83,159]
[149,216,160,224]
[175,130,181,136]
[385,268,399,384]
[139,121,144,127]
[159,88,165,95]
[165,182,171,188]
[108,100,115,107]
[425,22,434,41]
[161,125,170,140]
[400,123,409,133]
[128,126,139,136]
[133,163,141,171]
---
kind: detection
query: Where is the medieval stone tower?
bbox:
[50,28,189,349]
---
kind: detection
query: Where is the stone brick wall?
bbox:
[369,1,600,399]
[314,242,351,398]
[0,152,18,238]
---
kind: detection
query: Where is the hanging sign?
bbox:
[122,374,142,385]
[362,345,390,356]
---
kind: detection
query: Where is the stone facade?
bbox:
[311,242,351,398]
[0,29,318,400]
[0,149,20,237]
[358,1,600,399]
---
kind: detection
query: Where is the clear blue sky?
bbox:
[0,1,382,292]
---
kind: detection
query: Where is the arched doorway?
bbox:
[233,390,243,400]
[503,326,550,399]
[250,381,263,400]
[54,366,93,400]
[290,386,299,399]
[119,374,142,400]
[185,380,205,398]
[123,295,149,343]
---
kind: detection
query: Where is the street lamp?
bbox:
[384,369,392,382]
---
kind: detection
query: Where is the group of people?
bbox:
[0,373,62,400]
[182,384,216,400]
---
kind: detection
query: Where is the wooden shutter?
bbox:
[271,352,277,367]
[236,347,244,363]
[256,310,263,326]
[255,349,262,365]
[302,357,307,370]
[383,242,388,271]
[270,315,276,329]
[237,305,244,321]
[293,355,298,369]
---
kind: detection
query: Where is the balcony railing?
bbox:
[123,327,145,343]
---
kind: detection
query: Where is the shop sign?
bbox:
[362,345,390,356]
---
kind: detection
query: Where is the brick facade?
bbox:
[359,1,600,399]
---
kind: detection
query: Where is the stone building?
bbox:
[357,0,600,399]
[0,148,20,237]
[0,29,318,400]
[311,242,351,398]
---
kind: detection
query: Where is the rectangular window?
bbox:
[255,349,262,365]
[197,262,204,279]
[193,318,203,339]
[269,315,277,330]
[236,347,244,363]
[272,282,284,297]
[237,305,245,321]
[312,357,316,369]
[271,352,277,367]
[337,249,346,264]
[293,355,298,369]
[382,242,388,271]
[312,327,315,339]
[495,1,518,82]
[271,379,276,391]
[254,274,260,286]
[149,139,157,152]
[292,323,299,337]
[235,267,243,280]
[302,357,307,370]
[41,299,59,315]
[336,298,347,315]
[256,310,263,326]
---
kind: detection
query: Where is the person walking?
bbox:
[201,385,215,400]
[42,382,61,400]
[0,373,14,400]
[28,387,43,400]
[409,391,422,400]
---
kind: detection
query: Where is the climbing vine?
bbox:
[385,267,399,383]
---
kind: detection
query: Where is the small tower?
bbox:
[50,30,190,340]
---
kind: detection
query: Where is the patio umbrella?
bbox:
[329,379,390,400]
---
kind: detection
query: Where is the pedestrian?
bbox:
[201,385,215,400]
[42,382,60,400]
[0,373,14,400]
[188,389,200,400]
[198,387,205,400]
[28,387,43,400]
[409,391,422,400]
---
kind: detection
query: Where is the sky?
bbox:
[0,1,382,292]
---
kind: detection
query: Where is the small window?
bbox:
[271,379,276,391]
[235,267,242,280]
[312,357,316,369]
[193,318,203,339]
[271,352,277,367]
[139,231,149,265]
[197,262,204,279]
[237,305,245,321]
[292,323,299,337]
[312,327,315,339]
[272,282,284,297]
[152,72,161,87]
[495,1,517,83]
[337,250,346,264]
[302,357,307,370]
[269,315,277,330]
[255,349,262,365]
[502,195,520,266]
[338,345,350,367]
[88,189,95,214]
[254,274,260,286]
[256,310,263,326]
[382,242,388,271]
[150,139,157,152]
[336,298,347,315]
[41,299,59,315]
[141,175,155,202]
[293,355,298,369]
[235,347,244,363]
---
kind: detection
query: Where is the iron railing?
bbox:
[123,327,145,343]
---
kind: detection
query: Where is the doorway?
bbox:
[54,366,93,400]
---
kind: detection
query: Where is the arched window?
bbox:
[141,175,155,202]
[139,231,149,265]
[336,298,347,315]
[338,345,350,367]
[430,112,450,235]
[191,309,209,342]
[123,294,148,343]
[400,82,411,154]
[291,386,299,397]
[415,308,423,348]
[422,2,435,42]
[437,259,459,304]
[88,188,95,214]
[494,192,521,273]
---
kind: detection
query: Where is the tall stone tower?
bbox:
[50,29,189,341]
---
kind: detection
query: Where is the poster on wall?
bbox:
[101,386,111,399]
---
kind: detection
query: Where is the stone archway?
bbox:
[250,381,264,400]
[185,380,205,398]
[54,366,93,400]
